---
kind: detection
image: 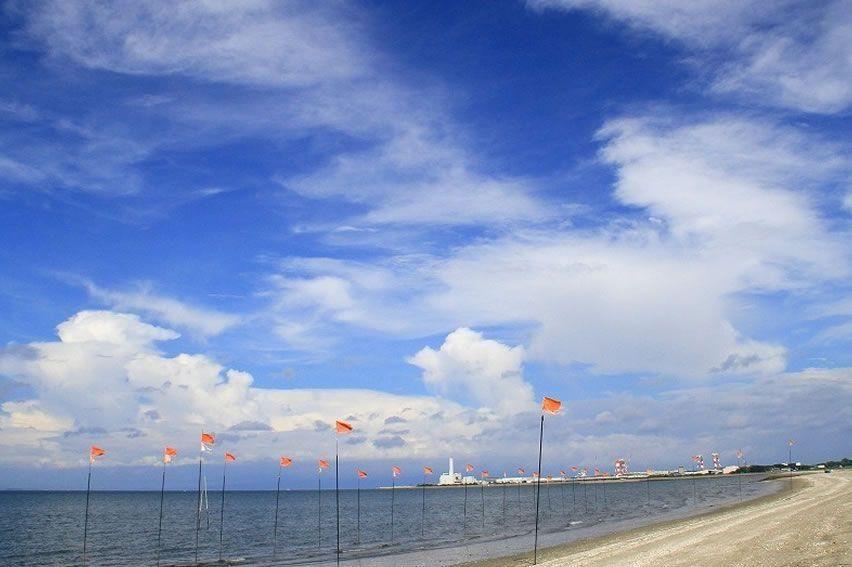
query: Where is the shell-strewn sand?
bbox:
[464,471,851,567]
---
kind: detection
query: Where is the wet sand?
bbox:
[462,471,851,567]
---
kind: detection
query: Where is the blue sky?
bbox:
[0,0,850,489]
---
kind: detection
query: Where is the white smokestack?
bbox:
[449,457,454,477]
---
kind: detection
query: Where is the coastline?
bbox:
[458,471,850,567]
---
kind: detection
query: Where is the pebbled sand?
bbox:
[464,471,851,567]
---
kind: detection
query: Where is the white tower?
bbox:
[449,457,454,477]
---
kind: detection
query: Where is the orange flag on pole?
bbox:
[318,459,330,471]
[465,463,474,473]
[280,456,293,467]
[89,446,106,463]
[423,466,433,475]
[517,467,525,474]
[164,447,178,463]
[357,469,368,478]
[224,452,236,463]
[392,465,401,477]
[482,470,489,478]
[336,420,353,434]
[542,396,562,415]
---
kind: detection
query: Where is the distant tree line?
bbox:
[734,457,850,473]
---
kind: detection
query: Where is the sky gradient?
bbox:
[0,0,850,489]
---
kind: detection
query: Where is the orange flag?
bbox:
[392,465,401,477]
[570,466,578,472]
[224,452,236,463]
[201,432,215,445]
[465,463,474,473]
[357,469,368,478]
[318,459,330,471]
[541,396,562,415]
[560,470,566,476]
[336,420,353,434]
[280,456,293,467]
[164,447,178,463]
[517,467,525,474]
[532,471,539,478]
[482,470,489,478]
[89,446,106,462]
[424,466,433,475]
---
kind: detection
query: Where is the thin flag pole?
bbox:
[560,475,565,517]
[571,474,576,514]
[156,457,166,567]
[273,461,282,558]
[335,439,341,567]
[218,457,227,563]
[463,481,468,531]
[421,472,426,539]
[82,458,93,564]
[390,474,396,542]
[480,476,485,529]
[788,441,794,491]
[356,472,361,545]
[502,475,507,524]
[195,456,202,565]
[533,414,545,565]
[318,469,322,549]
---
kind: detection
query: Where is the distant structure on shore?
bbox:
[438,457,480,485]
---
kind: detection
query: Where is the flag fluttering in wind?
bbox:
[273,456,293,558]
[83,445,105,562]
[712,452,721,470]
[482,470,489,478]
[157,446,177,566]
[224,452,236,463]
[542,396,562,415]
[570,465,578,472]
[90,446,106,463]
[336,420,353,434]
[465,463,474,473]
[533,395,562,565]
[201,432,215,452]
[333,419,353,566]
[788,439,796,446]
[318,459,330,471]
[357,469,368,478]
[423,466,433,475]
[392,465,401,477]
[518,467,526,475]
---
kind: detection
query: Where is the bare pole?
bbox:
[273,462,282,558]
[463,482,468,532]
[82,458,93,564]
[533,414,545,565]
[195,456,202,565]
[421,473,426,538]
[156,459,166,567]
[318,471,322,549]
[218,459,227,563]
[480,479,485,529]
[336,439,341,567]
[390,476,396,542]
[356,474,361,545]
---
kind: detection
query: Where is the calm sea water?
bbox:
[0,475,773,566]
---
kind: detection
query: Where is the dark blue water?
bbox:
[0,475,772,566]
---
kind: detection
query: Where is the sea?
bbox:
[0,474,778,566]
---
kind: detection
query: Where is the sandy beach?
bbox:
[464,471,851,567]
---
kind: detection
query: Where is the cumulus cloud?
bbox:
[408,328,535,415]
[528,0,852,114]
[0,311,516,467]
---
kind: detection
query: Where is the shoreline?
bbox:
[458,470,849,567]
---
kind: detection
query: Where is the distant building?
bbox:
[438,457,462,485]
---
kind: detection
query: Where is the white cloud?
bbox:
[22,0,366,88]
[408,328,535,416]
[528,0,852,114]
[0,311,511,466]
[84,281,241,337]
[267,114,849,376]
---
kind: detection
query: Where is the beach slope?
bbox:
[469,471,850,567]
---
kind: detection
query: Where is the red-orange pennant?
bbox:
[482,470,489,478]
[423,466,433,475]
[224,452,236,462]
[465,463,474,473]
[541,396,562,415]
[201,432,215,445]
[318,459,330,470]
[357,469,368,478]
[164,447,178,463]
[335,420,353,434]
[392,465,401,477]
[280,456,292,467]
[517,467,526,474]
[89,446,106,462]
